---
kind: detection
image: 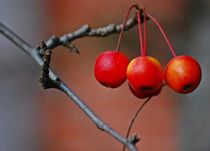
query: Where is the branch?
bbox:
[0,12,146,151]
[45,14,141,51]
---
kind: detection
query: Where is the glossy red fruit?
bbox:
[164,55,202,94]
[94,51,129,88]
[127,56,164,94]
[129,84,162,99]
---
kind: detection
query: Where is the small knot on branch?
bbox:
[128,133,140,145]
[80,24,91,33]
[63,42,80,54]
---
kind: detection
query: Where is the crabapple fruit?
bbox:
[127,56,164,94]
[94,51,129,88]
[164,55,202,94]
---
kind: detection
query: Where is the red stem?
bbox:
[147,14,177,57]
[142,5,147,53]
[116,4,139,51]
[122,97,152,151]
[137,10,146,56]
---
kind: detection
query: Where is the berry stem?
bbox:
[116,4,139,51]
[147,14,177,57]
[137,10,146,56]
[122,97,152,151]
[142,5,147,54]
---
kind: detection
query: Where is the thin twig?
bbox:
[0,12,147,151]
[45,12,149,51]
[122,97,152,151]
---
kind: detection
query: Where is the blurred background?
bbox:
[0,0,210,151]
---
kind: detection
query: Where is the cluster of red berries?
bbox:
[94,5,202,99]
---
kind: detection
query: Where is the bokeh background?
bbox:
[0,0,210,151]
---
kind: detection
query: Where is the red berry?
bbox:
[164,55,202,94]
[94,51,129,88]
[129,84,162,99]
[127,56,164,94]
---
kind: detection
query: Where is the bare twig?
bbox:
[123,97,152,151]
[0,9,147,151]
[45,13,148,51]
